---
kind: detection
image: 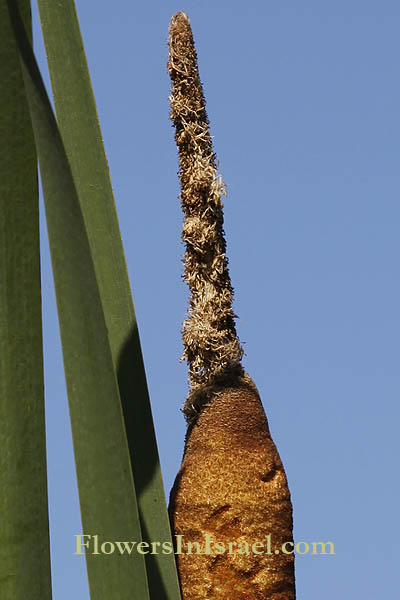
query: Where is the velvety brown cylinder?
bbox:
[169,377,295,599]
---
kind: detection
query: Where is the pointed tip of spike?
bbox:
[169,11,191,36]
[171,11,190,23]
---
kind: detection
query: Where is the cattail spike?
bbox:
[168,11,244,422]
[168,13,296,600]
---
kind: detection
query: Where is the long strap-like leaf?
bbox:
[0,2,52,599]
[6,3,150,598]
[36,2,181,598]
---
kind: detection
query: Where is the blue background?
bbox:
[32,1,399,598]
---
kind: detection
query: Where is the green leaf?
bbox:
[36,2,182,598]
[6,2,150,598]
[0,1,52,599]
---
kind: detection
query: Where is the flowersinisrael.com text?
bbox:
[74,534,335,556]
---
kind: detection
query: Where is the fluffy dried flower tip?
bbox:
[168,12,245,423]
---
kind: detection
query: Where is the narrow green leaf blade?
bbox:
[6,3,150,599]
[37,2,182,598]
[0,2,52,599]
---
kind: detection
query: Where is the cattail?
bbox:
[168,12,296,600]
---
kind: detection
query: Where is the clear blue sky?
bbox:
[32,1,399,598]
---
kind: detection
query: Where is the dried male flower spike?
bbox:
[168,12,296,600]
[168,11,245,423]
